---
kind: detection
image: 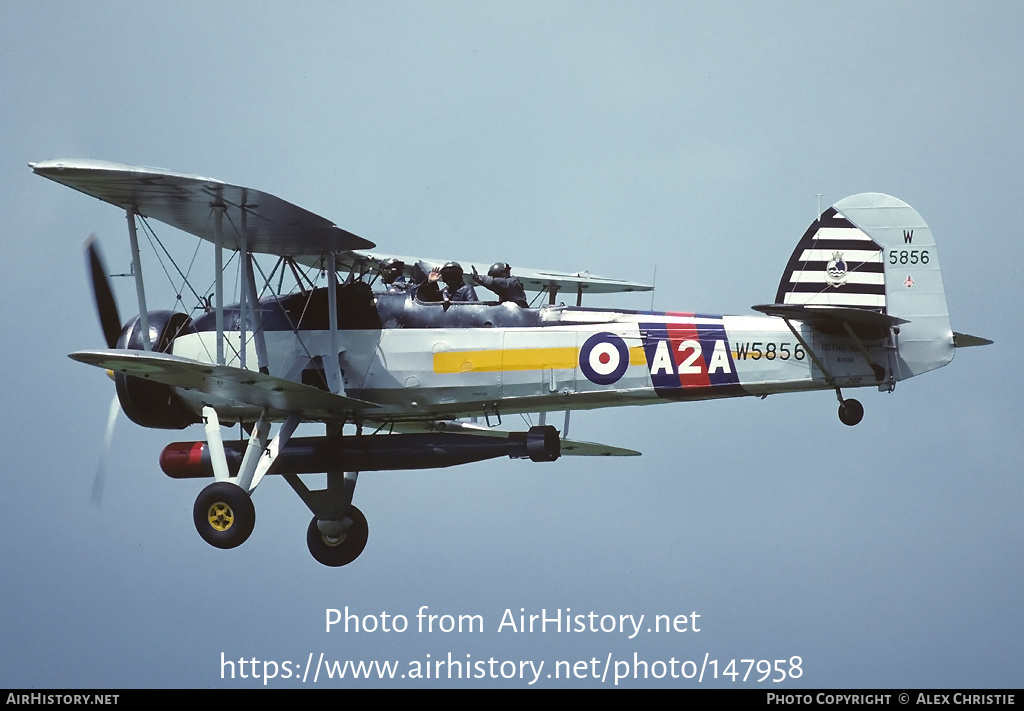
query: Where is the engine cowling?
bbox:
[114,311,199,429]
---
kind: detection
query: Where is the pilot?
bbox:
[379,258,409,293]
[420,262,479,303]
[471,262,528,307]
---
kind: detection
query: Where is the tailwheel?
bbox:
[193,482,255,549]
[306,506,368,567]
[838,398,864,426]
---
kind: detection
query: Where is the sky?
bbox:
[1,1,1021,689]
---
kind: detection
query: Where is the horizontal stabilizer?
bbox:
[395,420,641,456]
[953,332,993,348]
[752,303,906,338]
[69,349,378,419]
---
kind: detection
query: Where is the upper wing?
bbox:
[31,159,374,256]
[70,349,378,420]
[341,250,654,297]
[34,159,651,295]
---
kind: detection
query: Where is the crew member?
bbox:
[472,262,528,307]
[419,262,479,303]
[379,258,409,293]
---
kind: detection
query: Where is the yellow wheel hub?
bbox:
[207,502,235,532]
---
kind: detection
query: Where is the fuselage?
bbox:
[164,290,898,424]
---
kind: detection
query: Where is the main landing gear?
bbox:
[191,407,369,567]
[191,473,369,567]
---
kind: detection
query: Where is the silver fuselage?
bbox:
[167,299,944,424]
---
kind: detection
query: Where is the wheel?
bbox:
[838,398,864,426]
[193,482,255,549]
[306,506,368,567]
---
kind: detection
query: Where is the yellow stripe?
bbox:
[432,349,502,374]
[433,347,575,374]
[433,345,648,374]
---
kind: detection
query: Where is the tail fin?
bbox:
[775,193,954,377]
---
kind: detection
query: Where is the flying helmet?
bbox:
[379,258,405,283]
[487,262,511,279]
[440,261,464,283]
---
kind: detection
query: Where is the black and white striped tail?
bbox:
[774,207,886,313]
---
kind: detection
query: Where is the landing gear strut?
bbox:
[775,316,880,428]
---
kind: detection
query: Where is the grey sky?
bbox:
[1,1,1020,688]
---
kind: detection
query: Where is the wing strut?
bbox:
[326,252,345,395]
[125,208,151,351]
[238,202,251,370]
[214,204,226,366]
[233,201,270,374]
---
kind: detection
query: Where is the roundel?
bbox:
[579,332,630,385]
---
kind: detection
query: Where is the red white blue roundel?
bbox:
[580,332,630,385]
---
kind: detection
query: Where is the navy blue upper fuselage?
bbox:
[189,283,542,332]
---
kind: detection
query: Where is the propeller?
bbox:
[84,235,123,505]
[85,234,122,349]
[91,394,120,505]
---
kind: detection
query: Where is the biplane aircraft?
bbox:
[32,159,990,567]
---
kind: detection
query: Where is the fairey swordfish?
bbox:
[32,159,990,566]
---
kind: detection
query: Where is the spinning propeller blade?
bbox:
[85,235,122,348]
[91,394,120,506]
[83,236,124,505]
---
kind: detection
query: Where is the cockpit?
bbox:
[190,282,542,333]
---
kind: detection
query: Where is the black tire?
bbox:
[193,482,255,549]
[306,506,369,567]
[838,398,864,426]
